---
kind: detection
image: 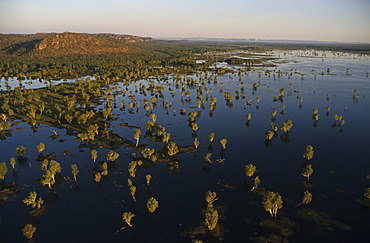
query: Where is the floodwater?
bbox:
[0,51,369,242]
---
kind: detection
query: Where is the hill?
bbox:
[0,32,154,57]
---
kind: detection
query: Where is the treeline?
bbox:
[1,40,369,80]
[0,49,196,80]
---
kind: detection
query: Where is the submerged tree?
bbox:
[271,109,277,118]
[141,148,155,159]
[203,153,212,163]
[23,191,43,209]
[205,190,218,208]
[91,149,98,163]
[16,146,27,157]
[280,120,293,133]
[128,160,141,178]
[71,164,79,181]
[251,176,261,191]
[245,163,257,177]
[208,133,215,143]
[167,141,179,156]
[10,157,16,170]
[40,170,53,189]
[122,212,135,227]
[297,191,313,206]
[0,162,8,180]
[146,174,152,186]
[101,162,109,176]
[22,224,37,239]
[265,131,274,141]
[128,179,137,202]
[205,207,218,231]
[106,150,119,162]
[40,160,61,189]
[301,164,313,180]
[133,128,142,147]
[147,196,159,213]
[193,138,200,149]
[191,122,199,132]
[303,145,314,161]
[220,138,227,150]
[36,142,45,154]
[364,187,370,200]
[246,113,252,121]
[262,191,283,217]
[22,191,37,209]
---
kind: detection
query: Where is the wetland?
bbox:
[0,42,369,242]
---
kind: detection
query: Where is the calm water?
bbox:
[0,52,369,242]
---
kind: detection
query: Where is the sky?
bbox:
[0,0,369,43]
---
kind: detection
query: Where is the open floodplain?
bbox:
[0,50,369,242]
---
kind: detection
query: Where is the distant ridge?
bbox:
[0,32,154,57]
[157,37,367,44]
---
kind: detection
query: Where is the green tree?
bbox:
[106,150,119,162]
[193,138,200,149]
[40,170,54,189]
[128,179,137,201]
[128,160,140,178]
[40,159,48,171]
[22,191,37,208]
[298,191,313,206]
[246,113,252,121]
[133,128,142,147]
[280,105,286,111]
[16,146,27,157]
[188,112,197,122]
[71,164,79,181]
[91,149,98,163]
[150,113,157,122]
[167,141,179,156]
[191,122,199,132]
[146,174,152,186]
[301,164,313,180]
[10,157,16,170]
[147,196,159,213]
[265,131,274,140]
[22,224,37,239]
[251,176,261,191]
[204,207,218,231]
[0,162,8,180]
[23,191,44,209]
[280,120,293,133]
[36,142,45,153]
[49,160,61,184]
[208,133,215,143]
[141,148,155,159]
[364,188,370,200]
[162,132,171,143]
[262,191,283,217]
[245,163,257,177]
[122,212,135,227]
[203,153,212,163]
[303,145,314,161]
[205,190,218,208]
[271,109,277,117]
[220,138,227,150]
[101,162,108,176]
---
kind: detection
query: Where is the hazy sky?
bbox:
[1,0,369,43]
